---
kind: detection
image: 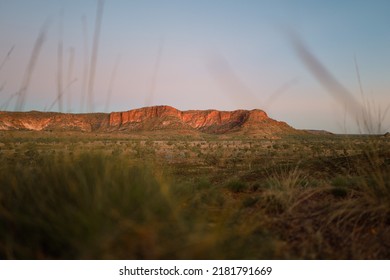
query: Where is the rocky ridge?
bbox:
[0,105,297,136]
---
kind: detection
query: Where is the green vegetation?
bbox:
[0,131,389,259]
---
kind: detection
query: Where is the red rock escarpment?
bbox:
[0,105,297,135]
[107,105,294,134]
[109,106,265,129]
[0,111,107,132]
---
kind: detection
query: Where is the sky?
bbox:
[0,0,389,133]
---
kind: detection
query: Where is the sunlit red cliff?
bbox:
[0,105,298,136]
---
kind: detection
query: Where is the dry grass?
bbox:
[0,131,389,259]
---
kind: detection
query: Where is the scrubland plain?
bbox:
[0,130,389,259]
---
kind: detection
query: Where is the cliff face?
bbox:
[0,105,297,136]
[107,106,295,135]
[0,111,107,132]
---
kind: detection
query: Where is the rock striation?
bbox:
[0,105,297,136]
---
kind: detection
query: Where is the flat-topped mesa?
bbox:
[108,106,294,133]
[0,105,297,136]
[108,105,273,133]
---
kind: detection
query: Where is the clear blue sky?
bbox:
[0,0,389,133]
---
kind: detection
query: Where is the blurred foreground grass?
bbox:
[0,151,278,259]
[0,132,389,259]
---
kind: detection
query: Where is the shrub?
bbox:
[226,179,248,193]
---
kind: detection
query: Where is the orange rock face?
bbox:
[109,106,182,127]
[0,105,297,136]
[107,105,293,135]
[0,111,107,132]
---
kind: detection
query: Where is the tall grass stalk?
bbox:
[0,45,14,109]
[66,47,75,112]
[80,15,89,113]
[291,36,389,257]
[15,22,49,111]
[0,45,14,74]
[290,31,390,134]
[87,0,104,113]
[354,55,390,134]
[104,54,121,112]
[56,10,64,113]
[47,78,77,112]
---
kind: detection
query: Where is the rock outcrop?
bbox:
[0,105,297,136]
[0,111,107,132]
